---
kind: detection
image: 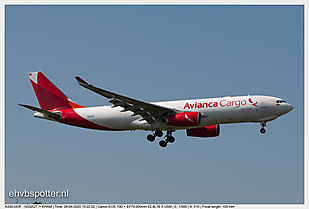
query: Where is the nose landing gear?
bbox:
[260,122,266,134]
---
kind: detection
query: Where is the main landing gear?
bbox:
[147,129,163,142]
[146,129,175,148]
[260,122,266,134]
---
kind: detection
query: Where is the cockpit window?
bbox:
[276,100,286,103]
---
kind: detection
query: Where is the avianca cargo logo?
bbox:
[248,98,258,107]
[183,98,257,109]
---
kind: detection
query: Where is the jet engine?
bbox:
[186,124,220,138]
[167,112,201,127]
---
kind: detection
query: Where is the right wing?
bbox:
[75,76,177,124]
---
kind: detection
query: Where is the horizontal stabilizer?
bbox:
[18,104,61,120]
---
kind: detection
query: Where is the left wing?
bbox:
[75,76,176,124]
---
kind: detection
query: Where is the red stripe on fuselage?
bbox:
[57,108,122,131]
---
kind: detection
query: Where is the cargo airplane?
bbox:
[19,72,293,148]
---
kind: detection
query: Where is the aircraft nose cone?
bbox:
[279,104,293,115]
[284,104,293,114]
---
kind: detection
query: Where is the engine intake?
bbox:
[186,124,220,138]
[167,112,201,127]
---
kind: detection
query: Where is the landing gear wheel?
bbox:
[155,129,163,137]
[147,134,155,142]
[159,140,167,148]
[260,122,267,134]
[260,128,266,134]
[167,136,175,143]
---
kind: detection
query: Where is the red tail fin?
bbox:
[28,72,84,110]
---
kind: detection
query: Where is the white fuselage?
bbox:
[71,95,293,131]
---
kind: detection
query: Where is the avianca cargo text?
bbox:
[20,72,293,148]
[183,98,249,109]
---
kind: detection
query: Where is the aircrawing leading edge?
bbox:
[19,72,293,148]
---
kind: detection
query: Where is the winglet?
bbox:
[75,76,89,85]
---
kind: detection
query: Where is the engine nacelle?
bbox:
[167,112,201,127]
[186,124,220,138]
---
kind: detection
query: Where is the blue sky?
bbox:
[5,5,304,205]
